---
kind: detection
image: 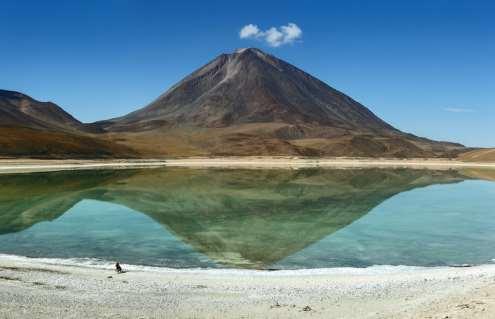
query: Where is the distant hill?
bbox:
[95,48,465,158]
[0,90,136,158]
[0,89,86,131]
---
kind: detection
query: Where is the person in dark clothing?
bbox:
[115,262,123,273]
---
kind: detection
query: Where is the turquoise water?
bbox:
[0,168,494,269]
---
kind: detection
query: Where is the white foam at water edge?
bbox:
[1,253,477,277]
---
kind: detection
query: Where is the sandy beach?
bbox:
[0,157,494,174]
[0,255,494,319]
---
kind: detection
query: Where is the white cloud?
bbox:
[280,23,302,42]
[239,24,261,39]
[443,107,475,113]
[265,27,284,46]
[239,23,302,47]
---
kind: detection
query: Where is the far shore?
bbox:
[0,157,494,173]
[1,255,495,318]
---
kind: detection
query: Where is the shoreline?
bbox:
[0,157,495,174]
[0,253,476,276]
[1,254,495,318]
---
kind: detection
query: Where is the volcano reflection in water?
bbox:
[1,167,494,269]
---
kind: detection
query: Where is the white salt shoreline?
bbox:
[0,253,458,276]
[2,254,495,318]
[0,157,494,174]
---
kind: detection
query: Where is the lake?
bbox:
[1,167,494,269]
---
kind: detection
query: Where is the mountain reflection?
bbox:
[0,167,474,268]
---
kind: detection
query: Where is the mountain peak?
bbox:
[231,48,272,63]
[234,48,249,53]
[233,47,263,54]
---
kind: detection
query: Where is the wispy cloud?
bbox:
[443,107,475,113]
[239,23,302,47]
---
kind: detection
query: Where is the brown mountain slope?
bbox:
[96,48,465,158]
[0,90,136,158]
[0,126,136,158]
[458,149,495,162]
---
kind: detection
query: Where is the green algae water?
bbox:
[1,167,494,269]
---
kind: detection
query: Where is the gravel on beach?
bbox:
[1,257,495,318]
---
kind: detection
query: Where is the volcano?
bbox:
[101,48,394,132]
[96,48,464,157]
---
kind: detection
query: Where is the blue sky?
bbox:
[1,0,493,147]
